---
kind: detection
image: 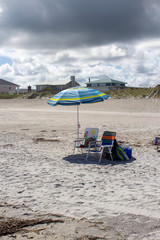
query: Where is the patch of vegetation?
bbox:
[0,93,20,99]
[105,85,160,99]
[21,88,57,99]
[1,85,160,99]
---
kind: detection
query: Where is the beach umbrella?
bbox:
[48,87,110,140]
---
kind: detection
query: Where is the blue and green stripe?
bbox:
[48,87,110,106]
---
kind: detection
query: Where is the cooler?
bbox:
[121,145,132,159]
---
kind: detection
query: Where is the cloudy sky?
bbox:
[0,0,160,88]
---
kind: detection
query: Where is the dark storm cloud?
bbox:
[0,0,160,49]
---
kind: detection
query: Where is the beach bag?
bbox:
[116,146,129,161]
[111,139,119,160]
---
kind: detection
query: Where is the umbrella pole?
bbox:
[77,105,79,140]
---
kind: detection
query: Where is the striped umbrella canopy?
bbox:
[48,87,110,140]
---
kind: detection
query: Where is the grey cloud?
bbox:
[14,64,49,77]
[14,69,24,76]
[136,63,158,76]
[0,0,160,49]
[29,65,49,76]
[86,45,135,63]
[54,53,77,64]
[136,64,148,74]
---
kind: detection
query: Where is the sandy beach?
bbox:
[0,98,160,239]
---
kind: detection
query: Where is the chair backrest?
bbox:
[101,131,116,146]
[84,128,99,141]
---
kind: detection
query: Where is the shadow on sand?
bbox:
[63,153,136,166]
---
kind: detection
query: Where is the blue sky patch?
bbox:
[0,56,13,66]
[116,65,121,70]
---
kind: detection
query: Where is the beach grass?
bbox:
[0,93,20,99]
[105,85,160,98]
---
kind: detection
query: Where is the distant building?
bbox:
[35,76,80,92]
[0,79,20,94]
[18,86,32,94]
[85,78,127,91]
[18,88,29,94]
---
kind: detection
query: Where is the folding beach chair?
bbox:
[73,128,99,154]
[86,131,116,162]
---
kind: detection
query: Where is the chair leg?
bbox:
[73,142,76,155]
[86,142,93,161]
[73,148,75,155]
[99,147,113,162]
[86,150,89,161]
[98,149,103,163]
[109,148,113,161]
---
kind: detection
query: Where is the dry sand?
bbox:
[0,98,160,239]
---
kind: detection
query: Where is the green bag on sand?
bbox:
[116,146,129,161]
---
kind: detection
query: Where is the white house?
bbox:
[35,76,80,92]
[85,78,127,91]
[0,79,20,94]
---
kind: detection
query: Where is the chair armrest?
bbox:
[101,144,112,148]
[88,141,97,147]
[74,138,84,143]
[94,140,102,147]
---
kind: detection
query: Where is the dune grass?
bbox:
[105,86,160,99]
[0,93,20,99]
[0,86,159,99]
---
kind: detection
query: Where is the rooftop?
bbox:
[85,78,126,84]
[35,79,72,86]
[0,79,20,86]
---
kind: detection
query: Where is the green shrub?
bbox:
[105,86,160,98]
[0,93,20,99]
